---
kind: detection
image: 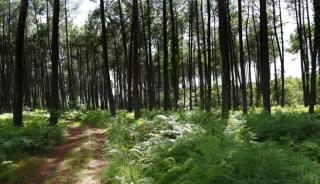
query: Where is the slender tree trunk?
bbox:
[252,7,261,107]
[50,0,60,125]
[169,0,178,110]
[195,0,204,110]
[146,0,154,110]
[118,0,129,109]
[260,0,271,113]
[238,0,247,114]
[65,0,75,108]
[200,0,207,102]
[206,0,212,111]
[100,0,116,116]
[188,0,193,110]
[132,0,140,118]
[13,0,28,126]
[163,0,170,110]
[245,4,253,107]
[310,0,319,113]
[272,36,280,105]
[272,0,281,106]
[213,13,220,106]
[278,0,285,107]
[127,33,133,111]
[295,0,308,106]
[218,0,231,117]
[157,41,161,108]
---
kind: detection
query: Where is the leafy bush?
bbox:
[82,110,113,127]
[62,109,85,121]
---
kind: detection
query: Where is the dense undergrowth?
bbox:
[1,107,320,183]
[99,107,320,184]
[0,109,67,183]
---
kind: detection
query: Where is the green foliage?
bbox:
[247,106,320,142]
[101,109,320,184]
[0,157,44,184]
[0,110,66,183]
[284,77,304,105]
[62,109,85,121]
[287,31,300,54]
[82,110,113,127]
[246,106,320,163]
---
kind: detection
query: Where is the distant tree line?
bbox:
[0,0,318,125]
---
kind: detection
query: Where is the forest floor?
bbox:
[28,122,107,184]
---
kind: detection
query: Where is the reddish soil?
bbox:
[76,128,107,184]
[26,125,107,184]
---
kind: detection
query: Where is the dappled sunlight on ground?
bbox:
[26,124,107,184]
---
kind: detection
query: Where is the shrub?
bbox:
[82,110,113,127]
[246,107,320,142]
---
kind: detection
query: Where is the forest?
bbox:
[0,0,320,183]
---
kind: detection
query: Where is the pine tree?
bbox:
[13,0,28,126]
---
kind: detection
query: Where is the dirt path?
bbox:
[27,124,107,184]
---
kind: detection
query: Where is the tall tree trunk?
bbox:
[310,0,319,113]
[260,0,271,113]
[213,13,220,106]
[245,3,253,107]
[65,0,75,108]
[163,0,170,110]
[132,0,140,118]
[252,8,261,106]
[188,0,193,110]
[127,33,133,111]
[272,35,280,105]
[238,0,247,114]
[272,0,284,107]
[13,0,28,126]
[146,0,155,110]
[278,0,285,107]
[295,0,308,107]
[157,41,161,108]
[50,0,60,125]
[218,0,231,117]
[100,0,116,116]
[200,0,207,103]
[206,0,211,111]
[117,0,129,109]
[195,0,204,110]
[169,0,179,110]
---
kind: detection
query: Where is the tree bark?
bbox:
[260,0,271,113]
[238,0,247,114]
[50,0,60,125]
[132,0,140,118]
[100,0,116,116]
[163,0,170,110]
[218,0,231,117]
[206,0,212,111]
[310,0,319,113]
[13,0,28,126]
